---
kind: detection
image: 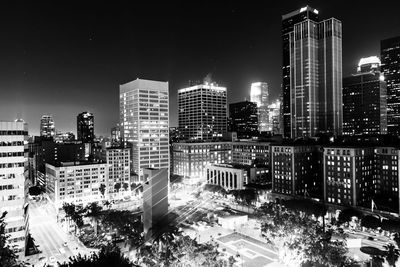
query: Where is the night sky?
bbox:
[1,1,399,136]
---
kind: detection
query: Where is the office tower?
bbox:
[46,161,108,209]
[40,115,55,139]
[323,147,374,207]
[250,82,269,132]
[111,125,121,145]
[381,36,400,135]
[229,101,259,139]
[271,143,322,198]
[343,56,387,135]
[77,112,94,143]
[231,141,270,167]
[172,142,231,183]
[120,79,169,179]
[142,168,169,239]
[282,6,342,138]
[267,99,282,135]
[178,81,227,141]
[0,121,29,254]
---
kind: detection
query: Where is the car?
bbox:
[49,256,56,263]
[63,242,68,247]
[367,236,375,241]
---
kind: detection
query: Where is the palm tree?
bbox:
[85,202,103,236]
[99,184,106,198]
[383,243,400,267]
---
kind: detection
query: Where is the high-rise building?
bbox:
[250,82,269,133]
[120,79,169,179]
[343,56,387,135]
[40,115,55,139]
[77,112,94,143]
[111,125,121,145]
[54,131,75,143]
[282,6,342,138]
[142,168,169,239]
[267,99,282,135]
[229,101,259,139]
[0,121,29,254]
[178,82,227,141]
[381,36,400,136]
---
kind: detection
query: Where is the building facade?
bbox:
[120,79,169,179]
[250,82,269,133]
[381,36,400,136]
[282,6,342,138]
[103,147,131,198]
[271,144,322,198]
[0,121,29,254]
[77,112,94,143]
[40,115,55,139]
[45,161,108,210]
[229,101,259,139]
[178,82,227,141]
[172,142,231,184]
[343,57,387,135]
[206,164,248,191]
[323,147,374,207]
[267,99,281,135]
[111,125,121,146]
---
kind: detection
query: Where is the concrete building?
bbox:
[54,131,75,143]
[111,125,121,146]
[172,142,231,184]
[45,161,108,210]
[343,56,387,135]
[142,168,169,239]
[77,112,94,143]
[271,144,322,199]
[40,115,55,139]
[178,82,227,141]
[267,99,281,135]
[381,36,400,136]
[120,79,169,179]
[229,101,259,139]
[323,146,374,207]
[0,121,29,254]
[250,82,269,133]
[282,6,343,138]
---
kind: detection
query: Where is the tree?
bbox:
[28,185,44,196]
[361,215,381,230]
[0,212,19,267]
[59,244,138,267]
[383,243,400,267]
[381,219,400,233]
[85,202,103,236]
[99,184,106,198]
[103,200,111,210]
[62,203,84,233]
[337,208,362,225]
[123,182,129,191]
[114,183,122,193]
[394,232,400,248]
[371,255,384,267]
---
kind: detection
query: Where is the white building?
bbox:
[0,121,29,254]
[250,82,269,133]
[104,147,131,198]
[120,79,169,180]
[45,161,108,210]
[206,164,248,190]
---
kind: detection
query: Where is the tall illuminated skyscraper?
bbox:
[77,112,94,143]
[282,6,342,138]
[381,36,400,135]
[0,121,29,255]
[178,81,227,141]
[250,82,269,133]
[120,78,169,179]
[40,115,55,139]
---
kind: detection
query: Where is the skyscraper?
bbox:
[343,56,387,135]
[40,115,55,139]
[0,121,29,254]
[178,81,227,141]
[267,99,282,135]
[120,78,169,179]
[282,6,342,138]
[250,82,269,132]
[77,112,94,143]
[381,36,400,136]
[229,100,258,139]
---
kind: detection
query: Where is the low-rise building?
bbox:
[45,161,108,210]
[206,164,249,190]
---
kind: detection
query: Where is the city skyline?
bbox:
[1,1,400,136]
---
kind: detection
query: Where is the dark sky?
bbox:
[1,1,399,136]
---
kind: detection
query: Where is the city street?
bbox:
[25,199,92,266]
